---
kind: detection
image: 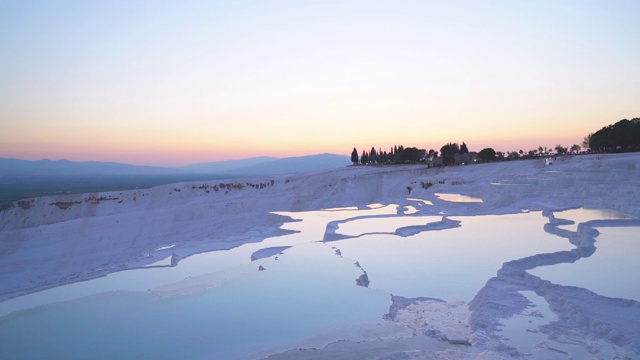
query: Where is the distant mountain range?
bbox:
[0,154,351,177]
[230,153,351,175]
[181,156,278,173]
[0,158,185,176]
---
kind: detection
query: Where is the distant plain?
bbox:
[0,153,351,211]
[0,173,247,211]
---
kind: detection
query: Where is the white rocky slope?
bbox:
[1,153,640,359]
[1,153,639,302]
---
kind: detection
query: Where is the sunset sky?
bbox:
[1,1,639,166]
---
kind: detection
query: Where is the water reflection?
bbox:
[531,226,640,301]
[552,208,633,232]
[1,204,638,359]
[469,208,640,357]
[332,213,573,300]
[434,193,483,203]
[335,215,444,236]
[0,242,391,360]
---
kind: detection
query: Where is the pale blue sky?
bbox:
[1,1,639,165]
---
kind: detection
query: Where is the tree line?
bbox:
[351,141,486,165]
[350,117,638,166]
[351,145,427,165]
[583,118,640,152]
[350,142,587,166]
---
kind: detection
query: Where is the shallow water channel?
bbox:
[0,202,637,359]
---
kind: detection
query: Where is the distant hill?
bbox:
[0,154,351,178]
[181,156,277,173]
[0,158,185,177]
[0,154,351,211]
[231,153,351,175]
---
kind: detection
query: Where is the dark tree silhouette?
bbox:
[351,148,359,164]
[460,142,469,154]
[582,134,592,149]
[478,148,496,162]
[440,143,460,165]
[394,145,404,163]
[370,147,377,163]
[554,144,568,155]
[589,118,640,152]
[570,144,581,154]
[401,147,424,163]
[361,150,369,164]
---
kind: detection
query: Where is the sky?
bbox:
[1,0,639,167]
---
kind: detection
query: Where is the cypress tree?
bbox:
[351,147,359,164]
[370,147,377,163]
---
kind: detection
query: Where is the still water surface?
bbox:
[0,203,636,359]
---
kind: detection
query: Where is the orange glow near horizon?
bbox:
[0,97,617,167]
[1,129,591,167]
